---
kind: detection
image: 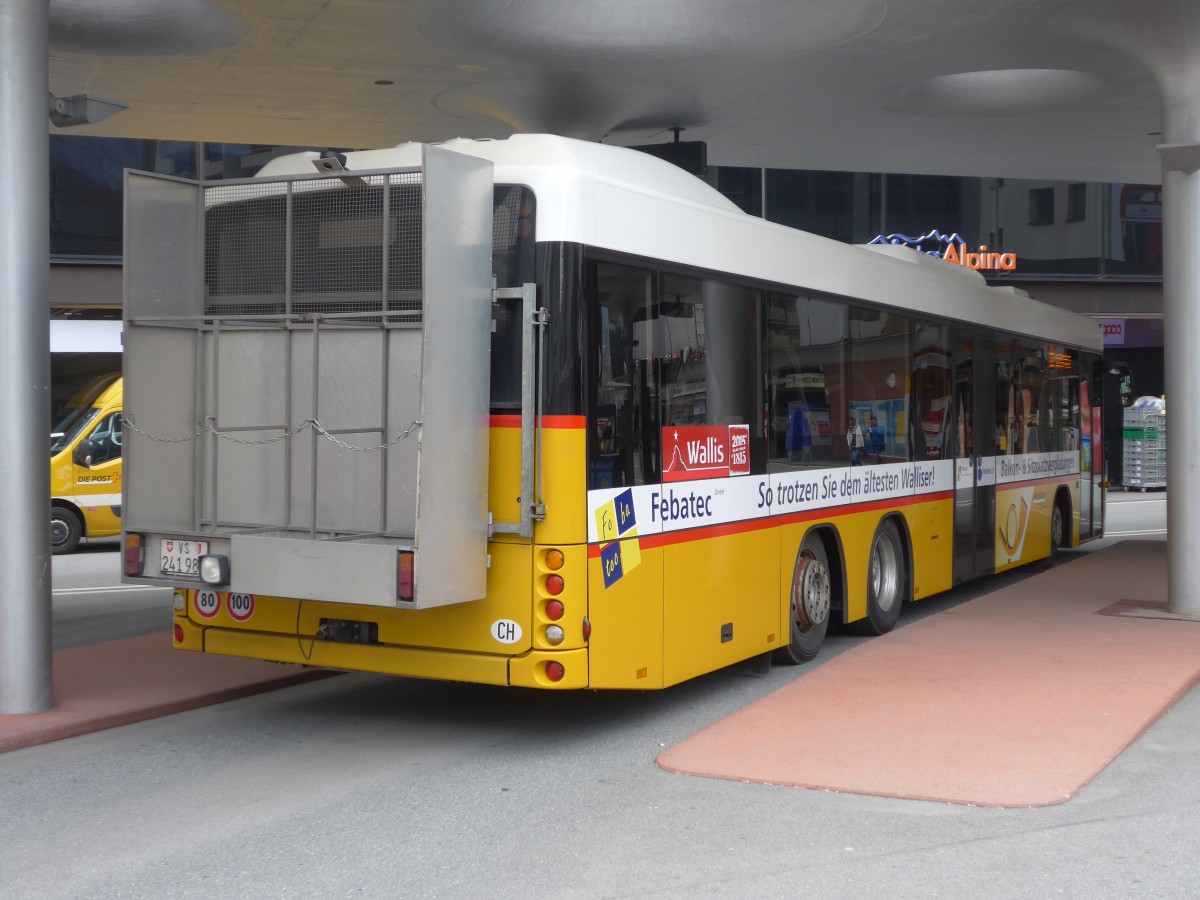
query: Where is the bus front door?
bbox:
[952,332,996,583]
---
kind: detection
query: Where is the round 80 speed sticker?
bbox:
[194,589,220,619]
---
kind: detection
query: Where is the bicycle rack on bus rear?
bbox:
[122,146,505,609]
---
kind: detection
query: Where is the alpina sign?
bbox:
[868,229,1017,272]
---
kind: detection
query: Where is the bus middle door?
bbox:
[951,331,996,583]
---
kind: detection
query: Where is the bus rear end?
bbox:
[120,145,588,688]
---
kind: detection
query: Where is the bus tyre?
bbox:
[855,519,906,636]
[1049,497,1067,565]
[773,533,831,665]
[51,507,83,556]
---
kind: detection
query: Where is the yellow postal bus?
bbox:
[119,136,1104,688]
[51,373,124,554]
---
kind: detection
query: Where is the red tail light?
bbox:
[123,533,145,576]
[545,661,565,682]
[397,551,414,601]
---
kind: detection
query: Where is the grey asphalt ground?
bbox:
[4,490,1185,899]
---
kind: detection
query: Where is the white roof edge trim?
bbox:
[255,134,741,213]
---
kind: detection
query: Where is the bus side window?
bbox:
[590,262,657,488]
[848,306,913,466]
[912,324,953,461]
[765,293,847,468]
[657,274,764,473]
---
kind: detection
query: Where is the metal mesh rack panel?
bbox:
[203,173,423,322]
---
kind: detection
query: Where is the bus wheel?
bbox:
[51,507,83,555]
[1049,497,1067,564]
[858,519,905,636]
[773,533,831,665]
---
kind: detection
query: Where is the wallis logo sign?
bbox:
[868,229,1017,272]
[662,424,751,482]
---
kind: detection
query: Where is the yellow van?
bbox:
[50,373,123,555]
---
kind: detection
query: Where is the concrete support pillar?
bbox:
[1161,49,1200,614]
[0,0,52,712]
[1162,156,1200,614]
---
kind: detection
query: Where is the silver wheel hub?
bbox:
[871,533,899,613]
[51,518,68,544]
[793,553,830,631]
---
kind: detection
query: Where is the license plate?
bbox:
[160,539,209,578]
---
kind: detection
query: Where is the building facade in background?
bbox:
[713,166,1162,399]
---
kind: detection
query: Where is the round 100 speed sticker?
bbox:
[226,592,255,622]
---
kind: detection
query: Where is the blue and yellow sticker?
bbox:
[596,487,641,588]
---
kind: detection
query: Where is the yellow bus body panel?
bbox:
[534,422,588,545]
[587,541,665,689]
[904,495,954,600]
[182,539,533,655]
[203,625,512,685]
[662,528,780,686]
[994,476,1079,572]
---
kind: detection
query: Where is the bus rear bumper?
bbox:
[173,618,589,689]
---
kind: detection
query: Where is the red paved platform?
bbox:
[0,633,333,753]
[659,541,1197,807]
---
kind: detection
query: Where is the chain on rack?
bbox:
[120,414,421,453]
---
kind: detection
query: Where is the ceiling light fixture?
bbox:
[48,92,128,128]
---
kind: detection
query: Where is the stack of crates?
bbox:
[1122,397,1167,491]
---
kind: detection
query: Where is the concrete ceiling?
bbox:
[46,0,1198,183]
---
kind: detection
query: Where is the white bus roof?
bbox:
[257,134,1103,353]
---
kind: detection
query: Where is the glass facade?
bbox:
[715,166,1162,283]
[50,135,194,258]
[49,136,342,260]
[765,170,877,244]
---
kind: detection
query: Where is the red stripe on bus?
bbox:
[586,490,955,555]
[490,415,586,429]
